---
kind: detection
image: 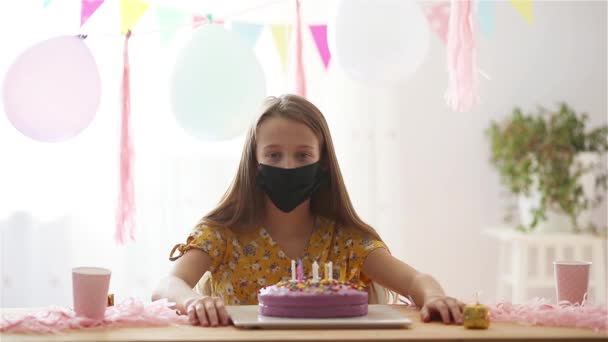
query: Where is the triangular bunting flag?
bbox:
[509,0,533,24]
[271,25,292,71]
[424,2,450,44]
[309,25,330,70]
[81,0,104,27]
[192,14,206,29]
[121,0,149,34]
[43,0,52,7]
[156,5,187,45]
[231,22,263,48]
[478,0,495,37]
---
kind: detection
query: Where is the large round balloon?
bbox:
[170,25,266,141]
[328,0,430,84]
[3,36,101,142]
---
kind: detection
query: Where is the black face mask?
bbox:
[257,162,324,213]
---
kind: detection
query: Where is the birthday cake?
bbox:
[257,261,368,318]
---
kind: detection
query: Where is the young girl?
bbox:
[152,94,465,327]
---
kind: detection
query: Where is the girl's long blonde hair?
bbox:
[196,94,395,303]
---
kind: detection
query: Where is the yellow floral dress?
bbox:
[169,216,387,305]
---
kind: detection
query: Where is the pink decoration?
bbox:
[192,14,206,29]
[554,261,591,305]
[309,25,331,70]
[297,259,304,282]
[2,35,100,142]
[445,0,478,112]
[290,0,306,97]
[424,2,450,44]
[490,298,608,333]
[116,30,135,245]
[80,0,104,27]
[72,267,111,320]
[0,298,188,334]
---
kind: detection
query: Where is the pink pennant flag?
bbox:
[80,0,104,27]
[424,1,450,44]
[290,0,306,97]
[309,25,331,70]
[192,14,206,29]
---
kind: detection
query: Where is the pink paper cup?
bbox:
[72,267,111,320]
[553,261,591,305]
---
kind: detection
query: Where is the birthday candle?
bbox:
[297,259,304,282]
[339,266,346,282]
[312,261,319,282]
[327,261,333,280]
[291,259,296,282]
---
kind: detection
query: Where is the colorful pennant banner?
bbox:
[271,25,292,72]
[309,25,330,70]
[81,0,104,27]
[510,0,534,23]
[156,5,187,45]
[478,0,495,37]
[121,0,149,34]
[231,23,264,48]
[425,1,450,44]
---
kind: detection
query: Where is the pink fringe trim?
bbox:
[0,298,189,334]
[490,297,608,333]
[291,0,306,97]
[445,0,478,112]
[116,30,135,245]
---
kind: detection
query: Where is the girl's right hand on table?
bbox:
[184,296,231,327]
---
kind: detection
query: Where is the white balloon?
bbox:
[328,0,430,84]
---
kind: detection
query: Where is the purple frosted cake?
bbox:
[258,279,368,318]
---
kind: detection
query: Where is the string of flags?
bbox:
[43,0,535,72]
[424,0,534,44]
[43,0,332,72]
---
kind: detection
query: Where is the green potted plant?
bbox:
[487,103,607,233]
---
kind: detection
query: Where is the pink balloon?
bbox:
[3,35,101,142]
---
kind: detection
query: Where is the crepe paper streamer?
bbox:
[445,0,479,112]
[0,298,188,334]
[290,0,306,97]
[490,297,608,333]
[116,30,135,245]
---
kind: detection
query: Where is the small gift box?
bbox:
[463,303,490,329]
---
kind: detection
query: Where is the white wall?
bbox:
[319,0,608,303]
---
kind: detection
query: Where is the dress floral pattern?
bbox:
[169,217,387,305]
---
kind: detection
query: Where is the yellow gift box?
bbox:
[463,303,490,329]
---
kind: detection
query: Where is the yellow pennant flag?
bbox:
[509,0,533,24]
[121,0,149,34]
[271,25,292,72]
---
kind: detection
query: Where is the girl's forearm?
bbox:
[151,275,203,314]
[409,273,446,306]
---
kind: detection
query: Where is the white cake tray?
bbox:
[226,305,412,329]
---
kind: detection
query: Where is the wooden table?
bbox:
[1,306,606,341]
